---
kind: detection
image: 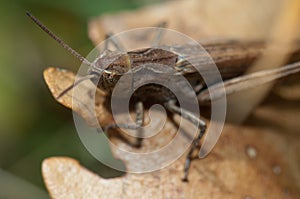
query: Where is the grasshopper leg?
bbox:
[134,101,144,147]
[164,100,206,182]
[103,101,144,147]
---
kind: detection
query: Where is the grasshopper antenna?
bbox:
[26,11,101,99]
[56,74,97,99]
[26,11,93,67]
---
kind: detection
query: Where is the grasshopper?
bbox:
[27,12,300,181]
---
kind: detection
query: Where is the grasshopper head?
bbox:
[89,51,131,92]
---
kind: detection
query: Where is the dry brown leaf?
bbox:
[42,123,300,198]
[43,67,112,127]
[88,0,284,45]
[43,67,300,198]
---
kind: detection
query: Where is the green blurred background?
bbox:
[0,0,160,198]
